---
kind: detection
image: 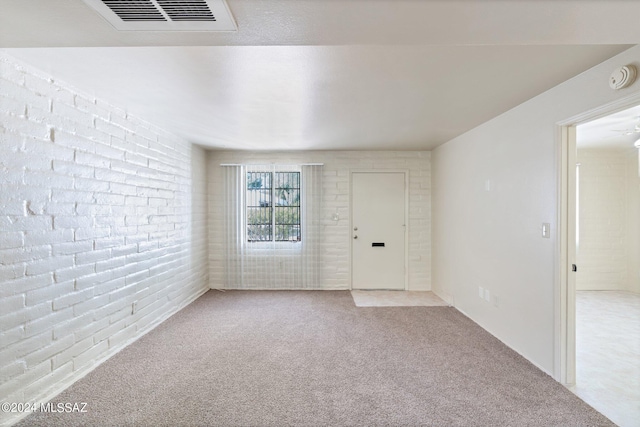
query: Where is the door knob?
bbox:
[353,235,358,239]
[353,227,358,231]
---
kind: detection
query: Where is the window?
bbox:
[246,171,301,242]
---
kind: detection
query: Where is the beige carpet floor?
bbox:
[18,290,613,426]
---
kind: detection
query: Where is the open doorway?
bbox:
[564,104,640,427]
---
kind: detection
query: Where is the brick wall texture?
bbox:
[0,53,209,424]
[0,51,433,426]
[207,150,432,291]
[577,148,640,292]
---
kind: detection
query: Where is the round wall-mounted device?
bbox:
[609,65,637,90]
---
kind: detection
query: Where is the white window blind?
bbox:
[221,163,323,289]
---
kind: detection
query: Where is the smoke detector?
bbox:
[82,0,237,31]
[609,65,637,90]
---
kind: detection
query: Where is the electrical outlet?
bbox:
[479,286,484,299]
[484,289,491,302]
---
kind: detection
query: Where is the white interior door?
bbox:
[351,172,406,290]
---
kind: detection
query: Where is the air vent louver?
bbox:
[83,0,235,31]
[103,0,165,21]
[157,1,216,21]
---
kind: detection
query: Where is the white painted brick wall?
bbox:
[207,150,431,290]
[0,53,208,425]
[577,148,639,292]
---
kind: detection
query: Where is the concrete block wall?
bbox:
[577,148,639,292]
[207,150,431,290]
[0,53,209,425]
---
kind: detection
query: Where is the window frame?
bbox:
[245,170,301,243]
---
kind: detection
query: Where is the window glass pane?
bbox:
[247,172,273,241]
[247,224,272,241]
[274,172,301,241]
[275,224,300,242]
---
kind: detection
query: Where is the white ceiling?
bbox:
[577,104,640,150]
[1,0,638,150]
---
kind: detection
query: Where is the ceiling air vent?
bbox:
[156,0,216,21]
[102,1,166,21]
[83,0,237,31]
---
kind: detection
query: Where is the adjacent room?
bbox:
[1,1,640,426]
[572,107,640,427]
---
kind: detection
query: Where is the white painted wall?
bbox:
[191,144,210,290]
[576,148,639,292]
[0,53,209,426]
[207,150,431,290]
[627,149,640,293]
[432,45,640,376]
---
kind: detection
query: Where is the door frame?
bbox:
[555,91,640,385]
[349,170,409,291]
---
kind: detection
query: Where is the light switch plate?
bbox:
[542,223,551,238]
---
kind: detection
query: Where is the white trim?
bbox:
[555,90,640,385]
[349,170,410,291]
[557,91,640,127]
